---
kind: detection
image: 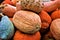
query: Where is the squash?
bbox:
[16,0,59,13]
[43,0,59,12]
[39,10,51,33]
[0,13,14,40]
[13,10,41,34]
[13,30,41,40]
[1,4,16,17]
[50,19,60,40]
[51,9,60,20]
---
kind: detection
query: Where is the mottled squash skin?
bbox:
[0,16,14,40]
[13,30,41,40]
[13,10,41,34]
[50,19,60,40]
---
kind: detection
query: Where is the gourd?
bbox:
[13,10,41,34]
[51,9,60,20]
[0,13,14,40]
[39,10,51,33]
[13,30,41,40]
[50,19,60,40]
[0,4,16,17]
[16,0,59,13]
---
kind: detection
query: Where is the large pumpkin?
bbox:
[50,19,60,40]
[51,9,60,20]
[13,30,41,40]
[13,10,41,34]
[39,10,51,33]
[0,4,16,17]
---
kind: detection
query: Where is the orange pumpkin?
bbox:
[13,10,41,34]
[2,0,13,5]
[51,9,60,20]
[13,30,41,40]
[2,4,16,17]
[39,10,52,30]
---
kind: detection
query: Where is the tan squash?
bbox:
[13,30,41,40]
[13,10,41,34]
[50,19,60,40]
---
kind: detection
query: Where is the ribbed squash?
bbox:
[13,10,41,34]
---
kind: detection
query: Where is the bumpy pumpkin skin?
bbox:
[2,4,16,17]
[51,10,60,20]
[13,10,41,34]
[0,16,14,40]
[13,30,41,40]
[39,10,51,29]
[50,19,60,40]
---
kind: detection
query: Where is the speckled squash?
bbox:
[50,19,60,40]
[13,30,41,40]
[51,9,60,20]
[13,10,41,34]
[16,0,44,13]
[0,13,14,40]
[1,4,16,17]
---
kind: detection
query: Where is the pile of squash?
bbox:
[0,0,60,40]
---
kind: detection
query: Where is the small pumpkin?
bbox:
[13,10,41,34]
[13,30,41,40]
[1,4,16,17]
[39,10,51,31]
[50,19,60,40]
[51,9,60,20]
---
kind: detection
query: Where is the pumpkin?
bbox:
[13,10,41,34]
[39,10,51,32]
[0,13,14,40]
[1,4,16,17]
[13,30,41,40]
[51,9,60,20]
[50,19,60,40]
[2,0,13,5]
[42,31,54,40]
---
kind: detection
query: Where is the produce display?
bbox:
[0,0,60,40]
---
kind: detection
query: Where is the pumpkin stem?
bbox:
[0,13,4,17]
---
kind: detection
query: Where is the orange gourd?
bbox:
[13,30,41,40]
[13,10,41,34]
[1,4,16,17]
[39,10,52,29]
[51,9,60,20]
[2,0,13,5]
